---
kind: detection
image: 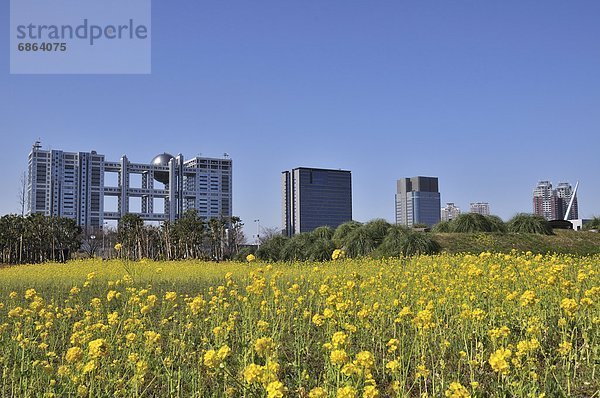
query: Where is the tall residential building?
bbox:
[555,182,578,220]
[27,142,104,228]
[27,142,232,229]
[532,180,578,220]
[441,202,461,221]
[282,167,352,236]
[470,202,490,216]
[395,176,441,227]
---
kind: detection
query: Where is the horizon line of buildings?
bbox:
[25,143,582,235]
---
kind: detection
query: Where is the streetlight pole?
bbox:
[254,219,260,250]
[102,221,108,259]
[90,235,96,258]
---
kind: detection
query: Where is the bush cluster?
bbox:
[254,219,440,261]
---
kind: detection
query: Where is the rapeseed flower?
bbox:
[87,339,108,359]
[65,347,83,363]
[489,348,511,375]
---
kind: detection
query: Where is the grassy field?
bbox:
[0,254,598,397]
[434,230,600,256]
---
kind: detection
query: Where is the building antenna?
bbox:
[564,181,579,221]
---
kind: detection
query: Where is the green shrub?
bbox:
[485,215,507,233]
[507,214,553,235]
[332,221,362,248]
[256,235,288,261]
[451,213,492,233]
[344,226,377,258]
[432,221,451,233]
[584,217,600,230]
[397,232,441,256]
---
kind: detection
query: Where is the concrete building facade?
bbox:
[441,202,461,222]
[469,202,490,216]
[282,167,352,236]
[27,143,232,228]
[395,176,441,227]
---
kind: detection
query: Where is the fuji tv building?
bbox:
[26,142,232,229]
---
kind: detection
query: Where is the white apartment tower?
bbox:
[441,202,461,221]
[469,202,490,216]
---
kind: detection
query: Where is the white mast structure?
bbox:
[564,181,579,221]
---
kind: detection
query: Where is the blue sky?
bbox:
[1,1,599,234]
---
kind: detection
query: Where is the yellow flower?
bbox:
[8,307,23,318]
[125,333,136,343]
[144,330,161,345]
[217,344,231,360]
[331,331,349,348]
[309,387,327,398]
[332,249,346,260]
[445,382,470,398]
[516,338,540,357]
[243,363,263,384]
[519,290,536,306]
[355,351,375,369]
[560,298,578,316]
[336,386,357,398]
[65,347,83,363]
[114,243,123,251]
[489,348,511,375]
[254,337,276,358]
[25,288,37,300]
[82,360,96,374]
[488,326,510,339]
[557,341,572,356]
[330,349,349,366]
[203,350,219,369]
[385,360,400,373]
[106,290,117,302]
[87,339,108,359]
[257,320,269,330]
[136,360,148,375]
[386,338,400,353]
[77,385,89,397]
[363,385,379,398]
[266,381,286,398]
[246,254,256,262]
[107,311,119,325]
[341,363,360,377]
[165,291,177,301]
[415,364,430,379]
[312,314,325,326]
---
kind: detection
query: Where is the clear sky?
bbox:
[1,1,599,234]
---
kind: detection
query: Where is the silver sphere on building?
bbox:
[151,153,174,184]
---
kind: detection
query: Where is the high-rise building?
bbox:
[555,182,578,220]
[395,176,441,227]
[470,202,490,216]
[282,167,352,236]
[27,142,105,228]
[532,180,578,220]
[441,202,461,221]
[533,181,558,220]
[26,142,232,229]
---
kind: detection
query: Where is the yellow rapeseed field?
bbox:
[0,253,598,397]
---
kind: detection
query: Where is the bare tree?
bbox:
[259,226,281,244]
[18,171,27,216]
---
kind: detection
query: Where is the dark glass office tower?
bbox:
[282,167,352,236]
